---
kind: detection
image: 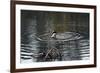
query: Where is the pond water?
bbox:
[21,32,89,63]
[21,10,90,63]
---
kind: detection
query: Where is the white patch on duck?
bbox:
[51,32,56,38]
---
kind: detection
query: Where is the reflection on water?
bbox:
[21,32,89,63]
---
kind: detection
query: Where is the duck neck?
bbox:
[51,33,56,38]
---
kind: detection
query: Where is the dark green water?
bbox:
[20,10,89,63]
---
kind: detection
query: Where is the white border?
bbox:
[16,4,94,69]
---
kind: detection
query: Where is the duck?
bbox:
[50,31,83,41]
[35,31,83,42]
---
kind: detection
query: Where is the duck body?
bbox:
[55,32,83,41]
